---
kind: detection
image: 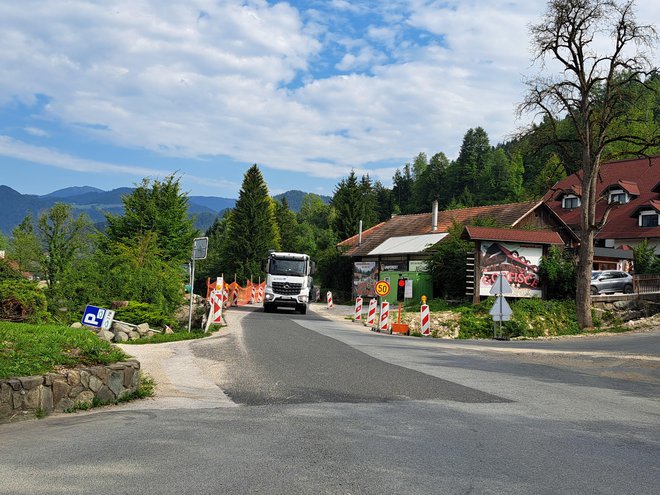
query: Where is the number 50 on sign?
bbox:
[375,280,391,297]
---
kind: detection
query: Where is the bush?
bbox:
[455,297,580,339]
[538,246,577,299]
[113,301,177,329]
[0,279,49,323]
[0,259,22,281]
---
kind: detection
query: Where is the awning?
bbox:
[368,233,447,255]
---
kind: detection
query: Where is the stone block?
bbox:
[128,331,140,340]
[18,376,44,390]
[112,321,133,333]
[123,366,136,388]
[146,331,155,338]
[74,390,95,406]
[88,375,103,393]
[107,371,125,397]
[164,326,174,334]
[113,331,129,343]
[90,366,109,382]
[8,379,22,391]
[66,370,81,387]
[136,323,150,335]
[12,390,25,409]
[98,330,114,342]
[52,379,70,405]
[96,385,115,403]
[70,322,83,328]
[68,385,85,398]
[40,387,53,412]
[23,387,41,409]
[1,383,11,403]
[55,397,74,411]
[80,370,90,389]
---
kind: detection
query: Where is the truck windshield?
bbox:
[269,259,306,276]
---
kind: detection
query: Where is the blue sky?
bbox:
[0,0,658,199]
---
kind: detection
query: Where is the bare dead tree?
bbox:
[519,0,658,328]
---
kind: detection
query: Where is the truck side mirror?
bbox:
[310,261,317,275]
[261,259,268,272]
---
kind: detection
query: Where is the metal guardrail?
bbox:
[633,274,660,294]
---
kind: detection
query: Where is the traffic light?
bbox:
[397,278,406,302]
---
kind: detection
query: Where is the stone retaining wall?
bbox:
[0,360,140,424]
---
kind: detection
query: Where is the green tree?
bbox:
[633,239,660,274]
[426,221,471,299]
[373,181,395,222]
[449,128,492,204]
[489,149,525,202]
[37,203,93,288]
[224,164,280,282]
[413,152,450,211]
[8,215,42,276]
[274,197,299,252]
[539,246,577,299]
[520,0,659,328]
[392,164,414,214]
[332,171,362,240]
[104,175,197,264]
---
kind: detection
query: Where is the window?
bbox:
[562,194,580,209]
[639,211,659,227]
[608,189,628,204]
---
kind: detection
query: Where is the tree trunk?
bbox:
[575,152,599,329]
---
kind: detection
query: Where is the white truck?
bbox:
[263,251,315,314]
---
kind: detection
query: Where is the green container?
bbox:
[379,271,433,305]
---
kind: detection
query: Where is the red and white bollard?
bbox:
[379,301,390,333]
[366,298,377,326]
[354,296,363,321]
[257,284,264,303]
[420,304,430,336]
[231,287,239,307]
[249,284,256,304]
[327,291,334,309]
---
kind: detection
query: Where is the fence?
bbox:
[634,274,660,294]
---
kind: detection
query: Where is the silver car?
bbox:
[590,270,634,295]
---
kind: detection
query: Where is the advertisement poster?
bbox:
[353,261,378,298]
[479,242,543,298]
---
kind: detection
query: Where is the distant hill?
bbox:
[42,186,104,198]
[0,185,323,235]
[273,190,331,212]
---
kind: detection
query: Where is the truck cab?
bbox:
[263,252,315,314]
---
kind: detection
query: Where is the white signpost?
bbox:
[188,237,209,332]
[489,272,513,339]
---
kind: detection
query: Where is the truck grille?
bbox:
[272,282,302,296]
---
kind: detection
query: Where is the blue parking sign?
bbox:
[82,305,115,330]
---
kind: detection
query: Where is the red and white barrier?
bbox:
[327,291,334,309]
[420,304,430,336]
[257,284,264,303]
[205,288,224,333]
[366,298,377,326]
[249,284,256,304]
[223,285,229,308]
[354,297,363,321]
[379,301,390,333]
[231,287,239,307]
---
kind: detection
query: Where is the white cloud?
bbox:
[24,127,49,137]
[0,0,658,191]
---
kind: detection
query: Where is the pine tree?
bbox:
[274,197,299,252]
[104,175,197,264]
[332,171,362,240]
[224,164,280,282]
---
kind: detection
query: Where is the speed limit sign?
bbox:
[375,280,391,297]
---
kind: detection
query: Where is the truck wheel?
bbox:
[263,304,272,313]
[299,304,307,315]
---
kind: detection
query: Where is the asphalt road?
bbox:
[1,304,659,494]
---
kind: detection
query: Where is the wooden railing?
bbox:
[633,274,660,294]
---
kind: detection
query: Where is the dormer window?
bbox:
[562,194,580,209]
[639,211,659,227]
[608,189,628,204]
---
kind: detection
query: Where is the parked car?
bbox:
[590,270,634,295]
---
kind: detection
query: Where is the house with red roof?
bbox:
[338,200,573,300]
[543,155,660,270]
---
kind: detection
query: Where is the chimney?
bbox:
[431,200,438,231]
[358,220,363,245]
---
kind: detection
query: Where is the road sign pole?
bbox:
[188,257,195,333]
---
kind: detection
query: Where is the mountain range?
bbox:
[0,186,330,236]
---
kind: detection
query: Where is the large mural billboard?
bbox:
[479,242,543,298]
[353,261,378,298]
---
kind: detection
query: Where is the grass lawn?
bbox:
[0,321,128,379]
